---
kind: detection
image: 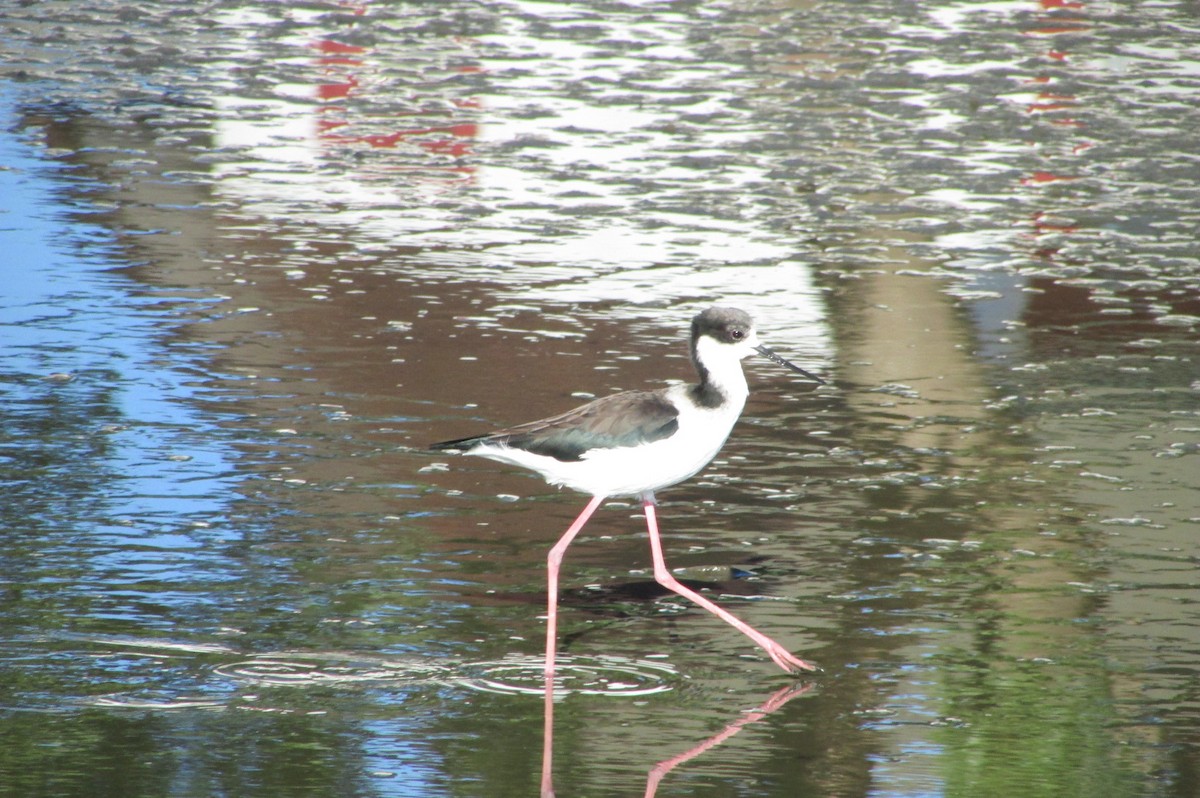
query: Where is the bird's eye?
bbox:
[730,329,744,340]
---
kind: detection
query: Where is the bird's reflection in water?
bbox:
[540,676,814,797]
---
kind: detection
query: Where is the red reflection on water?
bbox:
[317,80,359,103]
[331,123,480,157]
[304,8,481,183]
[1027,92,1076,114]
[1026,0,1091,37]
[1015,0,1095,258]
[1021,171,1079,185]
[314,39,368,59]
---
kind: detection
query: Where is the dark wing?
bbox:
[430,390,680,462]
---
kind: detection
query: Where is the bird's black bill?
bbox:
[755,345,825,384]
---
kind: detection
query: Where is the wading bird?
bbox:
[431,307,823,674]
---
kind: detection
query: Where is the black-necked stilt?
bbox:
[431,306,823,675]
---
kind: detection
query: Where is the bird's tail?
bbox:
[429,434,490,452]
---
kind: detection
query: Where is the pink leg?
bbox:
[540,671,556,798]
[642,499,818,674]
[545,494,605,676]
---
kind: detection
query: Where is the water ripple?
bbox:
[213,652,452,687]
[453,654,681,698]
[211,651,680,698]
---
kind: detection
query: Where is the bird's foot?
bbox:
[763,640,820,675]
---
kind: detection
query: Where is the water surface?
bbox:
[2,1,1198,796]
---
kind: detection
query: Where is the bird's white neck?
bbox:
[690,335,750,409]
